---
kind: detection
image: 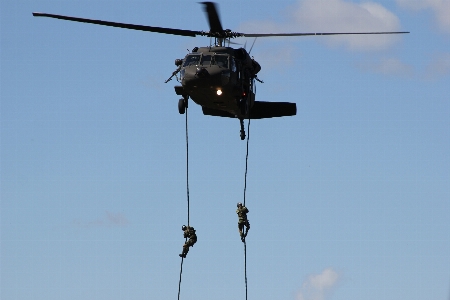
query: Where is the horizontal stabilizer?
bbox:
[202,101,297,119]
[249,101,297,119]
[202,107,237,118]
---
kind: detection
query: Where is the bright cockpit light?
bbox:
[216,89,222,96]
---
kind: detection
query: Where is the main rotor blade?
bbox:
[201,2,224,34]
[243,31,409,37]
[32,12,201,37]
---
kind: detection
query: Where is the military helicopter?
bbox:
[33,2,408,140]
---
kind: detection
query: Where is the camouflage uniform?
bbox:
[179,225,197,258]
[236,203,250,241]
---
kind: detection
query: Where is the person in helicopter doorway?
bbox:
[179,225,197,258]
[236,202,250,242]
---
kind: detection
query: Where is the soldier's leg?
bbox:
[244,220,250,237]
[179,243,189,258]
[186,239,195,248]
[238,222,244,237]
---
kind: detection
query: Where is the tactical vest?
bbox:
[236,207,248,221]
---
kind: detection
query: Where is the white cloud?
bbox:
[396,0,450,33]
[291,0,403,50]
[106,211,129,226]
[73,211,129,228]
[296,268,340,300]
[239,0,405,51]
[357,57,415,77]
[356,53,450,79]
[424,52,450,79]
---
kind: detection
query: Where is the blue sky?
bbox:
[1,1,449,300]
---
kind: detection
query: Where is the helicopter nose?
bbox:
[195,67,209,78]
[182,66,219,88]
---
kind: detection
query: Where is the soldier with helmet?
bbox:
[179,225,197,258]
[236,202,250,242]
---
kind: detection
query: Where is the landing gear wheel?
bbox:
[178,98,186,114]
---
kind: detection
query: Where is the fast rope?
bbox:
[242,78,256,300]
[243,78,255,207]
[243,119,250,207]
[243,118,251,300]
[178,101,190,300]
[243,112,251,300]
[177,257,184,300]
[185,102,190,228]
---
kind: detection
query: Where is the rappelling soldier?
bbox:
[179,225,197,258]
[236,202,250,242]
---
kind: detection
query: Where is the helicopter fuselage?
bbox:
[174,46,259,119]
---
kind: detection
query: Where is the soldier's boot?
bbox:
[179,245,188,258]
[180,245,189,258]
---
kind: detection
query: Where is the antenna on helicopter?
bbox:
[249,38,257,55]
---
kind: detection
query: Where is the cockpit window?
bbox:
[200,55,212,66]
[215,55,229,68]
[184,54,229,67]
[183,55,200,67]
[199,55,229,67]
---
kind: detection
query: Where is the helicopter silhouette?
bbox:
[33,2,408,140]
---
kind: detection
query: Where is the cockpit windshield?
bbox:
[215,55,229,68]
[183,55,200,67]
[200,55,213,66]
[200,55,229,67]
[184,54,229,68]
